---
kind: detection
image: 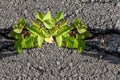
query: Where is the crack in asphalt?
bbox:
[0,28,120,58]
[86,28,120,40]
[85,42,120,58]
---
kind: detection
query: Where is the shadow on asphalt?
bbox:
[82,52,120,64]
[0,51,18,60]
[0,28,120,65]
[0,40,18,60]
[0,28,18,60]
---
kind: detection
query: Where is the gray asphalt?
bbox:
[0,0,120,80]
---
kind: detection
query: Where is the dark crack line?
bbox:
[86,28,120,40]
[1,28,120,40]
[0,28,14,40]
[0,43,14,51]
[85,43,120,58]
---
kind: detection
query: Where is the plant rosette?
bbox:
[10,11,90,53]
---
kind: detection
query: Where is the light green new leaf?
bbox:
[43,11,52,20]
[77,29,87,34]
[13,28,22,34]
[37,35,44,48]
[36,11,44,21]
[56,36,63,47]
[56,11,64,22]
[32,20,41,28]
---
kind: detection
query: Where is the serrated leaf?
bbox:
[14,39,23,53]
[56,25,74,37]
[36,11,44,21]
[56,11,64,22]
[63,36,78,48]
[14,35,25,53]
[73,18,86,28]
[26,26,45,47]
[25,35,37,48]
[43,11,52,20]
[12,18,27,33]
[26,25,44,38]
[43,20,54,29]
[10,31,21,39]
[77,40,86,53]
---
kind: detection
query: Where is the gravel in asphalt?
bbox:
[0,0,120,80]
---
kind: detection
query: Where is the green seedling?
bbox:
[10,11,90,53]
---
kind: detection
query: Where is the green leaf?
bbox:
[56,11,64,22]
[56,36,63,47]
[63,36,78,48]
[32,20,41,28]
[25,35,37,48]
[58,20,68,28]
[14,35,25,53]
[82,31,90,39]
[37,35,44,48]
[26,26,45,48]
[36,11,44,21]
[56,25,74,37]
[10,31,21,39]
[41,27,50,37]
[12,18,27,33]
[13,29,22,34]
[49,28,58,36]
[10,11,90,54]
[43,11,52,20]
[43,20,54,29]
[26,25,44,38]
[77,29,87,34]
[14,39,23,53]
[77,40,86,53]
[76,31,90,40]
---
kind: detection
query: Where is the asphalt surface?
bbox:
[0,0,120,80]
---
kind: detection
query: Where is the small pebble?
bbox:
[56,61,60,65]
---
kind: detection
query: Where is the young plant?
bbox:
[10,11,90,53]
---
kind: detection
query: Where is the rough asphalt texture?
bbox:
[0,0,120,80]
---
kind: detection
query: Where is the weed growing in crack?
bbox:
[10,11,90,53]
